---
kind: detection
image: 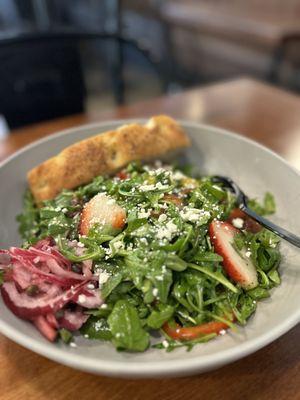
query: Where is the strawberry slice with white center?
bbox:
[209,220,258,290]
[80,193,126,236]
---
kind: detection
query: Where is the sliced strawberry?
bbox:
[228,208,262,233]
[163,320,231,341]
[79,193,126,236]
[209,220,258,289]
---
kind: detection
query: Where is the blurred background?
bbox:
[0,0,300,130]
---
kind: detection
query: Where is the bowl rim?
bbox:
[0,118,299,378]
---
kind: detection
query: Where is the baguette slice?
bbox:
[27,115,190,203]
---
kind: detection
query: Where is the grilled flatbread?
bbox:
[27,115,190,203]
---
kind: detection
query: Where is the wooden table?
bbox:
[1,78,300,400]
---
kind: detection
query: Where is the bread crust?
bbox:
[27,115,190,203]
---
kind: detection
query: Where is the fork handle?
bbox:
[241,205,300,248]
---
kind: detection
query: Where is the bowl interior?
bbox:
[0,120,299,378]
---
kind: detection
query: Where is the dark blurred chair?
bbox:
[0,0,170,128]
[0,30,169,129]
[0,37,85,128]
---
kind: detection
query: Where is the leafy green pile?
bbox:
[17,162,281,352]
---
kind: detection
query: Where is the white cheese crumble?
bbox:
[139,181,169,192]
[99,271,111,286]
[95,320,105,331]
[138,208,151,219]
[158,213,167,222]
[77,294,87,304]
[162,340,169,348]
[232,217,244,229]
[70,342,77,348]
[245,251,252,258]
[180,207,210,223]
[219,329,227,336]
[156,220,178,241]
[152,288,159,297]
[87,283,95,290]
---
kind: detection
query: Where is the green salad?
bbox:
[2,161,280,352]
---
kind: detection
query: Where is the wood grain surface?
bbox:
[1,78,300,400]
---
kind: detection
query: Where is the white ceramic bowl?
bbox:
[0,120,299,378]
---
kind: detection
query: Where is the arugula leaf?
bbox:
[101,271,124,299]
[193,251,223,263]
[59,328,73,344]
[248,192,276,216]
[57,236,105,262]
[247,287,270,300]
[16,190,40,242]
[188,263,239,293]
[268,268,281,285]
[147,304,174,329]
[108,300,149,352]
[80,317,112,340]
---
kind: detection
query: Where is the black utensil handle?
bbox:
[241,206,300,248]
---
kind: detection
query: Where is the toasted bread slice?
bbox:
[27,115,190,203]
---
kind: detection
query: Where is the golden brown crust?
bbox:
[27,115,190,203]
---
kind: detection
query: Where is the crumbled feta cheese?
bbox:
[219,329,227,336]
[87,283,95,290]
[180,207,210,223]
[158,213,167,222]
[157,220,178,240]
[138,208,151,219]
[77,294,87,304]
[162,340,169,348]
[100,303,108,309]
[232,217,244,229]
[105,247,112,255]
[245,251,252,258]
[95,320,105,331]
[70,342,77,348]
[99,271,111,285]
[152,288,159,297]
